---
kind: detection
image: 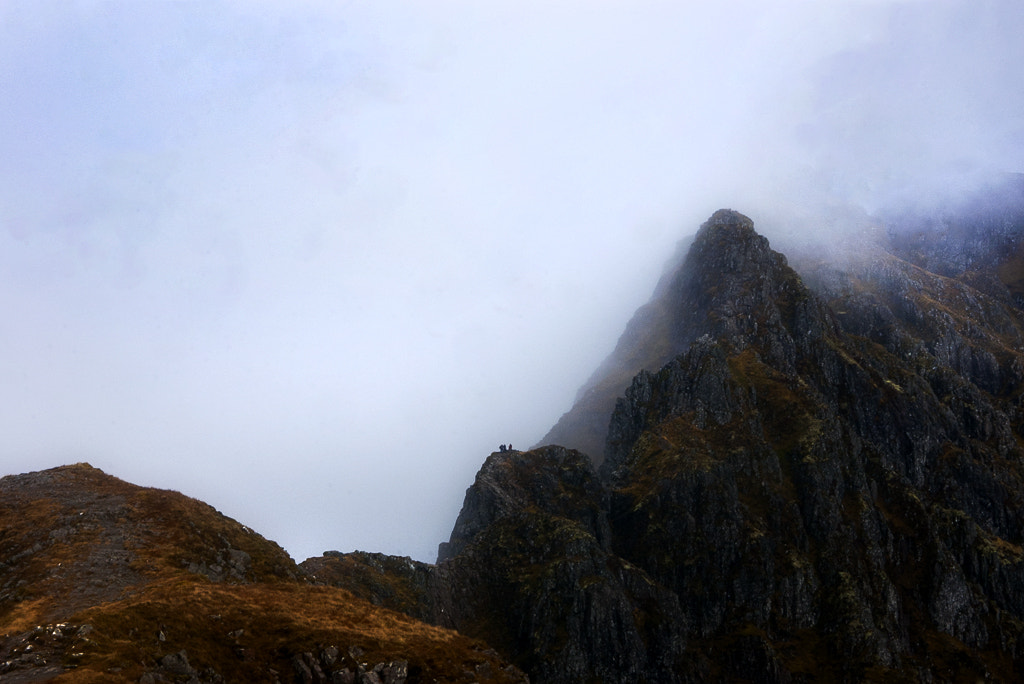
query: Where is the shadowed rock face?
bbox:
[430,445,687,684]
[438,446,611,563]
[599,208,1024,680]
[314,447,687,683]
[330,192,1024,683]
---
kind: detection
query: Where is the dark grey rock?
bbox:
[159,649,194,676]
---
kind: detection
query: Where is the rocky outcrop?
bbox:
[438,446,611,561]
[301,551,436,624]
[0,622,93,682]
[421,200,1024,682]
[432,446,686,683]
[135,643,415,684]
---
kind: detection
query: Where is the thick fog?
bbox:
[1,1,1021,563]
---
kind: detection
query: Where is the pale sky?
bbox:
[1,1,1022,562]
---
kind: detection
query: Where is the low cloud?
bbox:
[0,1,1020,561]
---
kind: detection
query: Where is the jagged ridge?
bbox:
[332,197,1024,683]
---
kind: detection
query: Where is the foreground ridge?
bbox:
[0,463,526,683]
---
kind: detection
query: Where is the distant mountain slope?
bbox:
[0,464,525,683]
[535,236,693,464]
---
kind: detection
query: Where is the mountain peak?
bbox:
[684,208,782,283]
[538,209,818,463]
[702,207,754,230]
[687,208,763,271]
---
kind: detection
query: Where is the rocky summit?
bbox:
[5,179,1024,683]
[320,184,1024,682]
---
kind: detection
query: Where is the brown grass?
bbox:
[1,465,523,683]
[55,574,513,682]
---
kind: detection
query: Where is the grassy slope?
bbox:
[0,464,522,683]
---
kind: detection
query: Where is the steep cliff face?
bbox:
[421,199,1024,682]
[432,446,686,683]
[602,209,1024,680]
[538,209,829,467]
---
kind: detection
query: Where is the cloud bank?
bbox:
[0,1,1021,561]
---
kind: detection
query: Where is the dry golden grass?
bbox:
[54,573,514,682]
[1,597,52,634]
[0,463,295,632]
[1,464,523,683]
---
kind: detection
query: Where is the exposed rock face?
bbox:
[599,209,1024,679]
[432,446,686,683]
[438,446,611,561]
[409,197,1024,682]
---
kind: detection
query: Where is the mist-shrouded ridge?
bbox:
[536,209,783,464]
[539,175,1024,465]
